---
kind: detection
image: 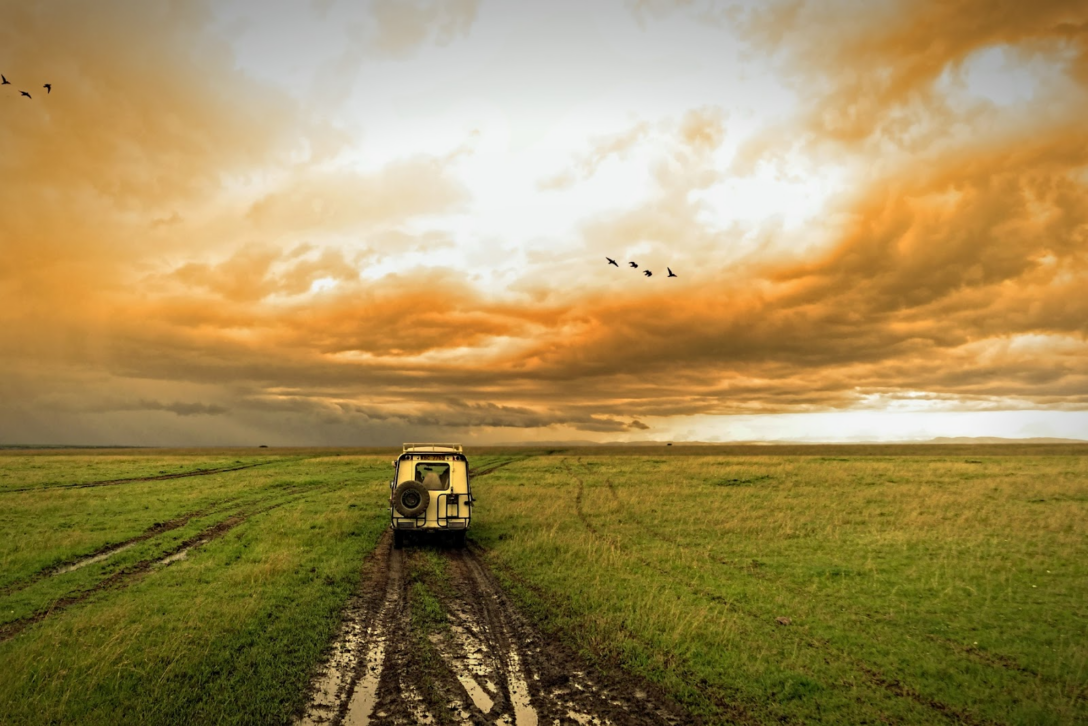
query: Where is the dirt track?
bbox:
[299,534,688,726]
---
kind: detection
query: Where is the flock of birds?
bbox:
[606,256,676,278]
[3,74,50,99]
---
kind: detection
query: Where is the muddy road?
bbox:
[298,534,687,726]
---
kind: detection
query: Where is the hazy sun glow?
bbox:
[2,0,1087,445]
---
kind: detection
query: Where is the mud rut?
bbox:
[299,535,686,726]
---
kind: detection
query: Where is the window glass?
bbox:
[415,462,451,490]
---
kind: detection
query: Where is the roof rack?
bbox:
[402,443,463,453]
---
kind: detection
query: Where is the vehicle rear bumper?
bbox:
[393,518,469,530]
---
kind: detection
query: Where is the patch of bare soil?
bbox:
[299,536,690,725]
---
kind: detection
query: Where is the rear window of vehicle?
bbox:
[415,462,451,489]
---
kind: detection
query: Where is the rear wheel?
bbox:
[453,530,467,549]
[393,530,404,549]
[392,480,430,518]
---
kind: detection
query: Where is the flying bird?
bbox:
[1,75,9,85]
[20,90,31,99]
[644,270,653,277]
[606,257,618,267]
[43,83,51,93]
[667,267,677,278]
[629,261,638,268]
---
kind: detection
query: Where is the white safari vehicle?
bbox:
[390,443,473,549]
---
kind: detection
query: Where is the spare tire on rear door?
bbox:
[393,480,430,518]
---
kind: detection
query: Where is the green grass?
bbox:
[470,448,1088,725]
[3,445,1086,725]
[408,548,451,631]
[0,451,392,725]
[0,451,279,492]
[0,458,296,591]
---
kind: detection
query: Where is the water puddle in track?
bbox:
[342,564,400,726]
[456,554,540,726]
[300,607,368,724]
[159,548,194,566]
[456,672,495,714]
[158,536,215,566]
[157,517,244,569]
[56,543,136,574]
[298,537,403,726]
[429,626,496,715]
[505,644,539,726]
[431,609,502,716]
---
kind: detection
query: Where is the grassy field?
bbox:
[469,447,1088,725]
[1,445,1086,725]
[0,449,395,725]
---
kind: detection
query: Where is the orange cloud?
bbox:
[1,0,1086,445]
[246,159,469,234]
[736,0,1088,150]
[169,245,362,302]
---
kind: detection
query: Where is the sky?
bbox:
[1,0,1087,446]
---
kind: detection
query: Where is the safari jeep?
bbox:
[390,443,472,549]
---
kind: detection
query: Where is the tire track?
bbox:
[476,543,758,726]
[298,534,688,725]
[0,516,241,644]
[1,478,327,597]
[564,458,1003,726]
[468,458,522,479]
[0,491,311,645]
[443,550,538,725]
[0,460,285,494]
[923,634,1045,680]
[0,499,243,597]
[448,546,685,725]
[298,531,402,726]
[369,554,456,726]
[426,590,503,719]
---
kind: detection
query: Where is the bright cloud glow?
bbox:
[309,277,340,293]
